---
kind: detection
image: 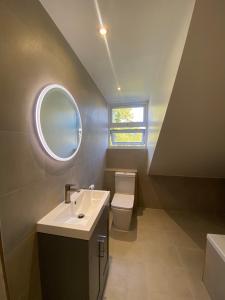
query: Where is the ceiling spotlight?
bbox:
[99,27,107,36]
[117,87,121,91]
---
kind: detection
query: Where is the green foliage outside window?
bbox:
[110,107,145,145]
[112,108,134,123]
[111,131,143,143]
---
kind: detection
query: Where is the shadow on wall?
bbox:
[0,231,9,300]
[105,149,225,213]
[146,176,225,213]
[164,209,225,250]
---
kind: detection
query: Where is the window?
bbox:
[109,103,148,147]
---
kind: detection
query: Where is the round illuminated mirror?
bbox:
[35,84,82,161]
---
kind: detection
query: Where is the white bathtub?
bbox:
[203,234,225,300]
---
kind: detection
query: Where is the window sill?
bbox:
[108,145,147,150]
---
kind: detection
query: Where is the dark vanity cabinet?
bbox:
[38,205,109,300]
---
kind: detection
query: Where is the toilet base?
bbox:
[111,207,132,231]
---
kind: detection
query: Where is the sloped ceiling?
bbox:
[150,0,225,178]
[40,0,195,105]
[40,0,195,172]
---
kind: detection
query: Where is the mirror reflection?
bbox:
[36,84,82,161]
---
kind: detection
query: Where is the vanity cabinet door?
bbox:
[98,206,109,299]
[89,205,109,300]
[38,203,109,300]
[38,233,89,300]
[89,223,100,300]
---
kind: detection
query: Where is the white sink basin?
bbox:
[37,189,110,240]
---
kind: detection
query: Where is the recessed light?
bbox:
[117,87,121,91]
[99,27,107,36]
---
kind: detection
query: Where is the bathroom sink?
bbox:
[37,189,110,240]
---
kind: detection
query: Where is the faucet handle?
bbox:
[65,184,78,190]
[65,184,80,204]
[88,184,95,190]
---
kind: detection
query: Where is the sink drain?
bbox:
[78,213,85,219]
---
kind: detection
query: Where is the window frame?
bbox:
[109,102,148,148]
[110,128,146,146]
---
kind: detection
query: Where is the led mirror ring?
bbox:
[35,84,82,161]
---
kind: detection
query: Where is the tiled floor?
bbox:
[103,208,225,300]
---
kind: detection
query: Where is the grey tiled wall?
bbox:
[106,149,225,212]
[0,0,108,299]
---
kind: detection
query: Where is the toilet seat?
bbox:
[111,193,134,210]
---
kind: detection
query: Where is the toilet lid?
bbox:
[111,193,134,209]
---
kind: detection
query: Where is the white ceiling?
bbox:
[39,0,195,104]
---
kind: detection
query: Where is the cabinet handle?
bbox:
[98,235,106,258]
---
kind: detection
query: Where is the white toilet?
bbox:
[111,171,136,231]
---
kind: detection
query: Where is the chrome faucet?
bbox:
[65,184,80,204]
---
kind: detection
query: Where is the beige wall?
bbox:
[150,0,225,177]
[106,149,225,212]
[146,176,225,212]
[0,0,107,299]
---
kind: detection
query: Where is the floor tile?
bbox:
[176,247,205,277]
[104,208,225,300]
